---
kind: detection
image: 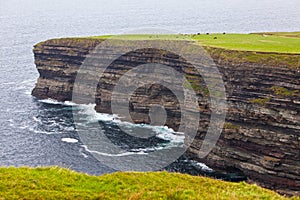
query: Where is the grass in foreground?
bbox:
[0,167,298,200]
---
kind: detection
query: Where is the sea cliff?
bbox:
[32,35,300,196]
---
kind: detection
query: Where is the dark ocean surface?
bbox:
[0,0,299,175]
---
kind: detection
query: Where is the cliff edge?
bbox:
[32,35,300,196]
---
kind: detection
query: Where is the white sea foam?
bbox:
[77,104,117,122]
[64,126,75,131]
[38,98,77,106]
[33,116,41,123]
[76,104,185,149]
[19,125,29,130]
[24,90,32,95]
[82,145,148,157]
[79,148,89,158]
[190,160,213,172]
[39,99,62,105]
[154,126,184,143]
[15,79,36,93]
[39,100,184,151]
[62,138,78,143]
[0,81,15,86]
[20,79,36,85]
[29,127,51,135]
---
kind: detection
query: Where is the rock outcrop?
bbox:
[32,38,300,196]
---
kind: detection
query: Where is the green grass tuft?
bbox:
[271,86,300,97]
[224,123,240,130]
[249,97,270,106]
[0,167,298,199]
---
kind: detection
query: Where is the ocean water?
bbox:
[0,0,299,175]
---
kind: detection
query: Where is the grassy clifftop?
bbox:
[0,167,298,199]
[35,32,300,70]
[192,32,300,54]
[37,32,300,54]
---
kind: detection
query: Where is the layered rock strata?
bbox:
[32,38,300,196]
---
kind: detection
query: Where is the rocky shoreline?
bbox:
[32,37,300,196]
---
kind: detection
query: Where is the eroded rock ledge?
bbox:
[32,38,300,196]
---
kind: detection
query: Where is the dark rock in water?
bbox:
[165,155,247,182]
[32,37,300,196]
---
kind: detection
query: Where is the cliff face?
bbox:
[32,38,300,196]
